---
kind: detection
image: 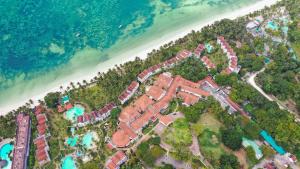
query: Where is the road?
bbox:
[246,68,300,121]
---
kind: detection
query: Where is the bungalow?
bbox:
[34,136,50,166]
[217,36,241,74]
[194,43,205,57]
[137,64,162,83]
[106,151,127,169]
[77,102,117,127]
[118,81,139,104]
[201,56,216,69]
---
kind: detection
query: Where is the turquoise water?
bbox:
[242,138,262,159]
[0,143,13,169]
[0,0,262,111]
[205,43,214,53]
[82,132,93,148]
[61,156,76,169]
[260,130,286,155]
[67,136,79,147]
[65,106,84,122]
[267,21,279,30]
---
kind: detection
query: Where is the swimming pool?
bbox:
[205,43,213,53]
[0,143,13,169]
[242,137,263,159]
[61,156,76,169]
[67,136,79,147]
[82,132,93,149]
[267,21,279,30]
[65,105,84,122]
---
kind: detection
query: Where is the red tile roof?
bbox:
[146,86,165,101]
[65,103,73,110]
[12,114,31,169]
[194,43,205,56]
[157,114,174,126]
[119,106,140,123]
[177,91,199,106]
[201,56,216,69]
[112,129,131,148]
[57,105,65,113]
[154,73,173,89]
[133,95,154,112]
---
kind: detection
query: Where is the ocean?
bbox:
[0,0,261,112]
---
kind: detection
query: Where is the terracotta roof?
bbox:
[146,86,165,101]
[119,106,140,123]
[57,105,65,113]
[130,110,153,132]
[154,73,173,90]
[37,114,46,125]
[177,91,199,106]
[112,129,131,148]
[194,43,205,56]
[158,114,174,126]
[133,95,153,112]
[65,103,73,110]
[180,85,210,97]
[12,114,31,169]
[201,56,216,69]
[106,161,117,169]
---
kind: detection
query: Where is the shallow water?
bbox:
[0,143,13,169]
[0,0,261,112]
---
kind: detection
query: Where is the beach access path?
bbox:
[246,68,300,121]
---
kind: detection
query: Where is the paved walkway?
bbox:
[156,155,192,169]
[246,68,300,120]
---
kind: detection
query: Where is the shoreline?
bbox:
[0,0,280,115]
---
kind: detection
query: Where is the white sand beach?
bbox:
[0,0,280,115]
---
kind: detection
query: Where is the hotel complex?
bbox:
[11,113,31,169]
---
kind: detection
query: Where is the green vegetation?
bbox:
[179,101,206,123]
[221,128,243,151]
[163,118,192,147]
[245,147,258,166]
[136,137,165,167]
[44,92,60,109]
[219,154,240,169]
[172,57,208,82]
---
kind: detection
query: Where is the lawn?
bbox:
[197,113,225,167]
[163,118,192,147]
[206,45,228,69]
[291,42,300,60]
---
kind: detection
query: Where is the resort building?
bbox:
[137,64,162,83]
[217,36,241,74]
[111,73,211,148]
[199,76,249,117]
[105,151,127,169]
[118,81,139,104]
[137,50,192,83]
[33,106,51,166]
[34,136,50,166]
[77,102,116,127]
[11,113,31,169]
[194,43,205,57]
[201,56,216,69]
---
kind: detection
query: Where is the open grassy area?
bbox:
[197,113,225,167]
[291,42,300,60]
[163,118,192,147]
[205,43,228,69]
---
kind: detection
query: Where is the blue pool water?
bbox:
[82,132,93,148]
[242,138,263,159]
[205,43,213,53]
[67,136,79,147]
[0,143,14,169]
[61,156,76,169]
[267,21,279,30]
[65,106,84,122]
